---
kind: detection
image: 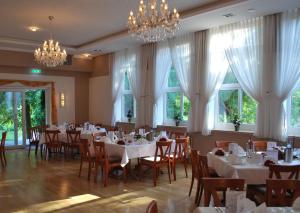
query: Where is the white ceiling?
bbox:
[0,0,300,56]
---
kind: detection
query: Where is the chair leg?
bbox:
[28,144,31,157]
[197,184,204,206]
[173,163,176,181]
[167,163,171,184]
[195,179,201,204]
[35,144,39,156]
[183,160,188,178]
[79,158,83,177]
[94,161,99,183]
[0,152,4,167]
[3,151,7,166]
[88,161,91,181]
[104,165,109,187]
[188,176,194,196]
[153,166,157,187]
[40,144,43,158]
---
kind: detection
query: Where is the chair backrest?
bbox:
[45,130,60,144]
[29,126,40,142]
[190,150,199,179]
[253,140,267,152]
[269,164,300,180]
[93,141,106,161]
[0,131,7,148]
[174,137,189,160]
[154,141,172,163]
[198,155,210,178]
[168,131,187,139]
[266,179,300,207]
[215,141,235,151]
[202,178,245,207]
[146,200,158,213]
[66,130,81,144]
[79,139,92,159]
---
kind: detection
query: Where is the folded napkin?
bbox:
[227,153,244,165]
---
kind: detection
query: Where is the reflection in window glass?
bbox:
[291,89,300,127]
[166,92,181,120]
[218,90,239,123]
[223,69,238,84]
[168,67,180,88]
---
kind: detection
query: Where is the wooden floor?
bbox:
[0,150,198,213]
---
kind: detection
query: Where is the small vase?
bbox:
[234,125,240,132]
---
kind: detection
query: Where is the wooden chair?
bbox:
[202,178,245,207]
[168,131,187,139]
[139,140,172,187]
[45,130,62,159]
[93,132,107,141]
[146,200,158,213]
[28,126,40,157]
[169,137,189,181]
[215,141,235,151]
[93,141,126,187]
[189,150,199,198]
[269,164,300,180]
[79,139,95,181]
[266,179,300,207]
[253,141,267,152]
[0,131,7,167]
[65,130,81,158]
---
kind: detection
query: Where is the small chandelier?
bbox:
[34,16,67,68]
[127,0,180,43]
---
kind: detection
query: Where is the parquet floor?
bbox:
[0,150,198,213]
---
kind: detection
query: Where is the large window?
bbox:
[288,87,300,135]
[164,67,190,124]
[216,69,257,130]
[121,71,136,122]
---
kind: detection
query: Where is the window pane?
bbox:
[123,94,134,118]
[218,90,239,123]
[124,71,131,90]
[241,92,257,124]
[183,96,190,121]
[291,89,300,127]
[166,92,181,119]
[223,68,238,84]
[168,67,180,88]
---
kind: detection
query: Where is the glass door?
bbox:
[0,91,25,147]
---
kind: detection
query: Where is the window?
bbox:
[216,69,257,131]
[164,67,191,124]
[288,87,300,136]
[121,71,136,122]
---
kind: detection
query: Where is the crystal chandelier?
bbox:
[127,0,180,43]
[34,16,67,68]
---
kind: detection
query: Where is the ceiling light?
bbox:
[127,0,180,43]
[247,8,256,13]
[34,16,67,68]
[83,53,91,58]
[223,13,234,18]
[28,26,40,32]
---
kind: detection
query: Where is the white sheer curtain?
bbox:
[126,47,141,128]
[138,43,156,127]
[153,41,171,127]
[221,17,264,136]
[168,33,195,130]
[272,9,300,140]
[111,51,126,125]
[198,28,229,135]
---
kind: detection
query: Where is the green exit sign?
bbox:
[31,68,41,74]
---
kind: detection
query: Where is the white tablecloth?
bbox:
[207,152,300,185]
[193,207,294,213]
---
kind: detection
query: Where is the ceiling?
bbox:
[0,0,300,56]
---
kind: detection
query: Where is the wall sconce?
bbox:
[60,93,65,107]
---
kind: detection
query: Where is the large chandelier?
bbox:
[34,16,67,68]
[127,0,180,43]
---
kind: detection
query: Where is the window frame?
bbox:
[163,68,189,126]
[215,77,256,132]
[120,71,136,122]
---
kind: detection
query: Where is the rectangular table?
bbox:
[207,152,300,185]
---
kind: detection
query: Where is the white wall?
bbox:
[89,76,112,125]
[0,73,75,124]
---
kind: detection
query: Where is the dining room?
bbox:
[1,0,300,212]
